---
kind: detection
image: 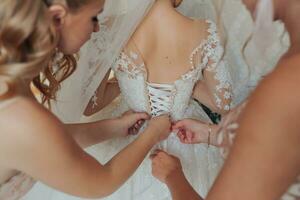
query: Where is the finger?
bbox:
[150,153,158,160]
[123,110,134,115]
[172,120,188,130]
[134,123,140,129]
[157,150,169,158]
[185,131,193,143]
[132,127,139,135]
[138,119,145,125]
[132,112,150,121]
[153,149,164,155]
[176,131,181,138]
[179,132,185,141]
[128,127,135,135]
[129,126,139,135]
[176,131,185,142]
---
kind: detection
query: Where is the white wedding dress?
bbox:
[88,20,229,199]
[23,20,229,200]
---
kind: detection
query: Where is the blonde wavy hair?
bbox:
[0,0,56,100]
[0,0,96,105]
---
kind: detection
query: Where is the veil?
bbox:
[214,0,289,105]
[51,0,155,123]
[244,0,289,81]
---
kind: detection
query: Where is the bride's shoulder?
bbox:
[192,19,219,38]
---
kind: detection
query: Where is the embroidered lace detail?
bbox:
[217,103,246,157]
[116,52,146,79]
[0,173,35,200]
[190,20,233,112]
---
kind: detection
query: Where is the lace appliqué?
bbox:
[115,52,146,79]
[190,20,232,112]
[217,103,246,157]
[213,60,232,111]
[0,173,35,200]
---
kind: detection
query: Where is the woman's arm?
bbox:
[206,56,300,200]
[65,111,149,148]
[84,69,120,116]
[172,118,221,146]
[0,98,171,198]
[151,150,202,200]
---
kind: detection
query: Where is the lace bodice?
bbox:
[111,20,232,120]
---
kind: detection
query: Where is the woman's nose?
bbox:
[94,23,100,33]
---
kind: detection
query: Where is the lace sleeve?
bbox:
[200,21,233,113]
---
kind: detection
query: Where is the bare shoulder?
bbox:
[0,97,68,164]
[191,19,215,43]
[0,96,63,134]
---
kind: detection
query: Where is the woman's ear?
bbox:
[173,0,183,8]
[48,4,68,28]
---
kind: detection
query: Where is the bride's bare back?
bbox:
[129,0,209,84]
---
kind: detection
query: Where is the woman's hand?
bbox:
[172,119,220,146]
[172,119,211,144]
[150,150,203,200]
[147,115,172,142]
[115,110,150,137]
[150,149,183,184]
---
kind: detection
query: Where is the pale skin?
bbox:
[0,0,172,198]
[151,0,300,199]
[172,118,221,146]
[84,0,232,116]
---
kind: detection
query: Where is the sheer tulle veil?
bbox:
[51,0,155,122]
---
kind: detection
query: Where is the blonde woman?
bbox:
[0,0,171,199]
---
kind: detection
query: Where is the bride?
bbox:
[85,0,231,198]
[23,0,288,199]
